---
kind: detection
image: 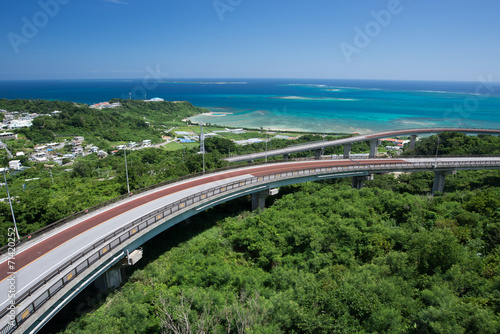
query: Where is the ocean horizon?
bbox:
[1,78,500,134]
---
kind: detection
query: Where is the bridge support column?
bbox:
[252,189,279,210]
[352,174,373,190]
[95,267,123,290]
[410,135,417,150]
[283,153,289,160]
[94,248,142,291]
[432,170,452,194]
[314,149,323,160]
[252,190,268,211]
[343,144,352,159]
[369,139,379,158]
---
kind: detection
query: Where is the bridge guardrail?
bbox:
[0,159,297,258]
[2,159,500,333]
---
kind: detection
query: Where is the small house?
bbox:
[9,160,21,170]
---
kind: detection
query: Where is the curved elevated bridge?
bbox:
[224,128,500,163]
[1,157,500,333]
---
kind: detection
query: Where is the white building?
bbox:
[9,119,32,129]
[9,160,21,170]
[0,133,17,140]
[145,97,164,102]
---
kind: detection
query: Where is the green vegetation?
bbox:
[0,98,82,114]
[0,147,230,246]
[205,134,369,160]
[1,99,499,332]
[0,99,205,145]
[405,132,500,156]
[58,170,500,334]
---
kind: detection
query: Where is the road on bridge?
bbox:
[2,156,500,334]
[0,159,398,285]
[225,127,500,163]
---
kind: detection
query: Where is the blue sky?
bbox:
[1,0,499,81]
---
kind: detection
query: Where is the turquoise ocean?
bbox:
[1,79,500,134]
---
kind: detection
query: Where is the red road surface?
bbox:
[0,159,406,282]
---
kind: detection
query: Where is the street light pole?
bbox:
[322,131,326,156]
[200,122,205,174]
[265,130,268,162]
[124,148,130,194]
[3,169,20,241]
[434,134,440,167]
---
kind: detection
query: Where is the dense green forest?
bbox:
[55,170,500,334]
[404,132,500,156]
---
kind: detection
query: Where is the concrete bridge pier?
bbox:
[94,248,143,290]
[410,135,418,150]
[369,139,379,158]
[352,174,374,190]
[314,149,323,160]
[252,188,279,210]
[95,267,123,290]
[343,144,352,159]
[251,190,268,210]
[432,170,452,194]
[283,153,289,160]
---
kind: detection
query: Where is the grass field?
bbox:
[162,141,200,151]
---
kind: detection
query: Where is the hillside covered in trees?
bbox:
[56,170,500,334]
[404,132,500,156]
[0,98,205,144]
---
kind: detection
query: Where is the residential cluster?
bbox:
[0,135,113,172]
[0,109,49,129]
[114,139,152,151]
[381,137,411,152]
[89,101,122,109]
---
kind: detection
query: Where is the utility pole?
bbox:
[124,148,130,194]
[49,169,54,185]
[3,169,20,241]
[200,122,205,174]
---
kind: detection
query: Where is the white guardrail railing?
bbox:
[2,159,500,333]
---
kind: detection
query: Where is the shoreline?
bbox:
[187,113,351,135]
